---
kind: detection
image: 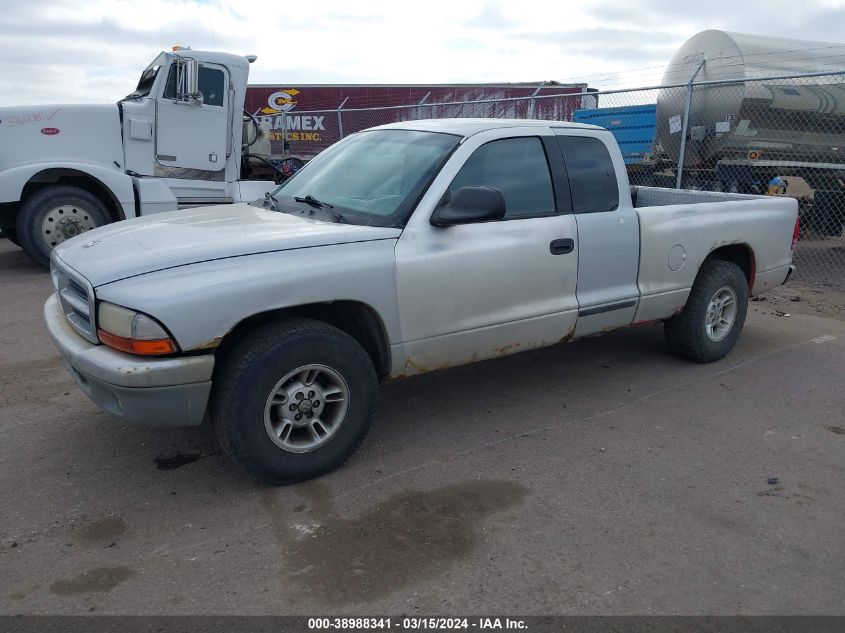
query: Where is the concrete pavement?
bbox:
[1,239,843,615]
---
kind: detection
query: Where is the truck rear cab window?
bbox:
[447,137,556,219]
[557,136,619,213]
[163,66,225,107]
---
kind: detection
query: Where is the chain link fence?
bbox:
[274,71,845,289]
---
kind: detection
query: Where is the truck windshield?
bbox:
[269,130,461,227]
[124,54,166,99]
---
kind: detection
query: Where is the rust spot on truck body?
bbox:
[395,323,578,380]
[189,336,224,351]
[494,342,520,355]
[558,324,577,344]
[632,318,662,327]
[711,238,741,250]
[404,358,432,375]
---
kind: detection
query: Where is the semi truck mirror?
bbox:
[175,57,202,106]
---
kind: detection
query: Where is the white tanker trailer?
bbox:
[653,30,845,235]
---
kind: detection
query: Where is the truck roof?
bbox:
[371,118,602,137]
[167,50,251,69]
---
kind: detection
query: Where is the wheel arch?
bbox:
[213,301,392,380]
[21,168,125,222]
[1,162,135,221]
[703,243,756,294]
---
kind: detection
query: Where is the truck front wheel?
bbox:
[664,259,749,363]
[17,185,111,268]
[211,319,379,485]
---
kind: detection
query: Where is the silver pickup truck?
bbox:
[45,119,799,484]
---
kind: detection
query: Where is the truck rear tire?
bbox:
[17,185,111,268]
[211,319,379,485]
[664,259,749,363]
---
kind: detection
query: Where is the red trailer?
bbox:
[245,83,591,157]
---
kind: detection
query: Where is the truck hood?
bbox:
[54,203,402,287]
[0,104,122,172]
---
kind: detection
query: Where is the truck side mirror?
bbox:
[430,186,506,227]
[175,57,202,106]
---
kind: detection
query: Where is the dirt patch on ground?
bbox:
[753,282,845,322]
[48,567,136,595]
[262,480,528,607]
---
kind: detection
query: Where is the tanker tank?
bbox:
[655,30,845,169]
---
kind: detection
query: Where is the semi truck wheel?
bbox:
[211,319,379,485]
[664,259,749,363]
[17,185,111,268]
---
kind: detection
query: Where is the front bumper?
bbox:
[44,294,214,426]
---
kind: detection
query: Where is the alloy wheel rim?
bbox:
[263,364,350,453]
[704,286,738,342]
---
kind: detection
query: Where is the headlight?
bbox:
[97,302,177,356]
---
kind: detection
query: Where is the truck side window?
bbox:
[162,65,224,107]
[163,66,177,100]
[558,136,619,213]
[198,67,224,107]
[448,137,556,219]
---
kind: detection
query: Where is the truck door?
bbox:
[553,130,640,337]
[155,63,229,176]
[395,130,579,375]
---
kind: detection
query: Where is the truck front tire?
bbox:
[211,319,379,485]
[17,185,111,268]
[664,259,749,363]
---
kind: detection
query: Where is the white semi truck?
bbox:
[0,48,280,267]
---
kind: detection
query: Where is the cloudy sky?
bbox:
[2,0,845,106]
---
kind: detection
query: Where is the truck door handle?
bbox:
[550,238,574,255]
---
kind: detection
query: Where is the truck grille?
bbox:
[51,256,98,344]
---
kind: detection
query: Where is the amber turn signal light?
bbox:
[97,329,176,356]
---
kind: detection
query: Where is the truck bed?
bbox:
[629,186,798,323]
[631,186,762,208]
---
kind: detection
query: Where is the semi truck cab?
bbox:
[0,48,278,267]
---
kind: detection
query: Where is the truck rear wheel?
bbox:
[211,319,379,485]
[17,185,111,268]
[664,259,749,363]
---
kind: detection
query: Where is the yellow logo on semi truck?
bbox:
[256,88,324,142]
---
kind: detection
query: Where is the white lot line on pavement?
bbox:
[810,335,838,343]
